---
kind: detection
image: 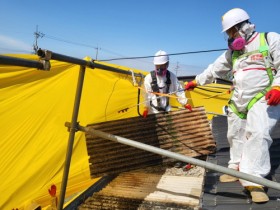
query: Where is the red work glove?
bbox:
[48,184,57,197]
[183,163,194,171]
[142,107,149,118]
[185,104,192,111]
[265,87,280,105]
[184,80,197,91]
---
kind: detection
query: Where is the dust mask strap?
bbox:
[238,22,255,40]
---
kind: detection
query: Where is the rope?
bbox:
[129,69,137,86]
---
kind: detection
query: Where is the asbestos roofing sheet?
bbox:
[85,107,216,178]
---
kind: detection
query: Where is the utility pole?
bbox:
[95,45,101,60]
[33,25,44,54]
[175,62,179,76]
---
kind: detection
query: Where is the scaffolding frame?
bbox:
[0,51,144,210]
[2,51,280,210]
[36,49,144,210]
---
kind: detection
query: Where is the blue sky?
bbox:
[0,0,280,76]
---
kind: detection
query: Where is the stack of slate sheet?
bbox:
[201,115,280,209]
[85,107,215,178]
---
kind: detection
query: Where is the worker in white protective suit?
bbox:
[142,50,192,117]
[185,8,280,203]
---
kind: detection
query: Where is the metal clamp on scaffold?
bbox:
[65,121,80,133]
[37,48,52,71]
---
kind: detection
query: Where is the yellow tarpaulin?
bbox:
[0,54,230,209]
[0,54,148,209]
[186,84,230,119]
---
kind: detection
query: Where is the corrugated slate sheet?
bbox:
[201,115,280,209]
[78,171,202,210]
[85,107,215,178]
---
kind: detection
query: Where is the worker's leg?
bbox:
[227,110,247,170]
[220,109,246,182]
[239,100,280,202]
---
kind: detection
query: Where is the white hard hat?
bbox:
[153,50,169,65]
[221,8,250,32]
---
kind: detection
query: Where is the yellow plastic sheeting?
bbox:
[185,83,231,119]
[0,54,147,209]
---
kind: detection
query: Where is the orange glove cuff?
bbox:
[272,86,280,91]
[184,80,197,86]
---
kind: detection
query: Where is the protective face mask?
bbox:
[156,68,167,76]
[226,21,255,51]
[228,37,246,51]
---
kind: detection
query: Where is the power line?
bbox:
[32,28,227,63]
[41,33,121,59]
[43,34,130,59]
[44,34,98,49]
[99,48,227,61]
[31,28,227,63]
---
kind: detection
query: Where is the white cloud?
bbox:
[0,35,32,53]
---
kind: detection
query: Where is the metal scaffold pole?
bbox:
[0,54,45,69]
[37,49,144,77]
[57,65,86,210]
[65,122,280,192]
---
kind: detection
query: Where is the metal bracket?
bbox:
[65,121,80,132]
[38,49,52,71]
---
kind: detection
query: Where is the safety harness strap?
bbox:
[229,32,273,119]
[259,33,274,84]
[247,86,272,110]
[150,70,171,111]
[235,50,259,60]
[228,101,247,119]
[232,51,240,66]
[150,71,159,92]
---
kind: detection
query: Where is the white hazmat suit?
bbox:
[144,71,187,114]
[195,31,280,186]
